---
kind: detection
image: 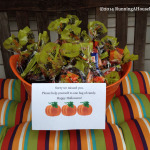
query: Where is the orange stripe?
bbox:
[122,77,128,95]
[126,95,140,118]
[106,106,114,124]
[22,122,30,150]
[132,94,144,118]
[80,130,88,150]
[49,131,56,150]
[57,131,60,150]
[10,79,14,100]
[126,76,131,94]
[137,119,150,149]
[0,99,6,122]
[12,123,25,150]
[4,79,11,99]
[106,107,112,123]
[3,100,9,124]
[89,130,93,150]
[111,125,123,150]
[133,94,144,118]
[22,100,31,122]
[0,99,7,124]
[110,105,115,124]
[141,72,150,94]
[30,110,32,121]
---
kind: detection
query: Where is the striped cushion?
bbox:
[0,122,70,150]
[0,122,126,150]
[70,123,126,150]
[120,118,150,150]
[106,94,150,125]
[0,125,8,149]
[0,79,28,102]
[0,99,31,127]
[116,71,150,96]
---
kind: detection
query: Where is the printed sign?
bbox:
[32,83,106,130]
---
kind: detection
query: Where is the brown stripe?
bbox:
[16,11,29,29]
[36,12,50,39]
[76,9,88,32]
[133,11,147,71]
[0,12,16,78]
[95,7,108,39]
[116,11,128,49]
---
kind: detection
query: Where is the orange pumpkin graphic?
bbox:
[62,102,76,116]
[45,102,61,116]
[77,101,92,116]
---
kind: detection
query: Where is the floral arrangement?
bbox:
[3,15,138,85]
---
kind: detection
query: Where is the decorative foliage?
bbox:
[3,15,138,85]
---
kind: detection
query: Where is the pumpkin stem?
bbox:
[65,101,74,108]
[80,101,89,107]
[49,102,58,108]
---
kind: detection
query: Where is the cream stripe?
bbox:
[18,122,29,150]
[142,118,150,134]
[86,130,91,150]
[130,94,142,118]
[109,105,114,124]
[27,104,31,121]
[1,99,9,124]
[116,126,126,150]
[145,72,150,87]
[54,131,58,150]
[125,76,130,94]
[8,79,14,100]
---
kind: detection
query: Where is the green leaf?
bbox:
[75,60,85,72]
[27,43,38,51]
[65,102,74,108]
[123,46,138,63]
[38,31,49,48]
[21,53,38,78]
[88,21,107,37]
[3,35,21,52]
[23,26,31,33]
[20,50,32,56]
[60,30,70,40]
[123,45,130,55]
[42,31,49,44]
[48,19,60,31]
[67,15,82,26]
[49,102,58,108]
[100,36,119,49]
[80,101,89,107]
[18,30,28,46]
[18,26,32,46]
[80,42,93,58]
[105,71,120,85]
[80,30,91,42]
[60,43,80,57]
[60,25,81,42]
[129,54,138,61]
[48,17,69,33]
[100,51,109,59]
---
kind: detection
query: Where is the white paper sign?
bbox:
[32,83,106,130]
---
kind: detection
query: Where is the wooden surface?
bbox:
[116,11,128,49]
[76,9,88,31]
[36,12,50,39]
[96,7,108,27]
[16,11,29,30]
[0,1,150,78]
[0,12,16,78]
[0,0,149,11]
[95,7,108,39]
[133,11,147,71]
